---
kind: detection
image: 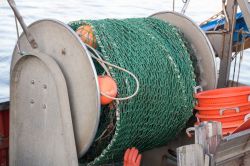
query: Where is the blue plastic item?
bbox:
[200,12,250,43]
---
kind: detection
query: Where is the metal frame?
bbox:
[10,19,101,158]
[177,122,250,166]
[10,51,78,165]
[7,0,37,49]
[206,0,250,88]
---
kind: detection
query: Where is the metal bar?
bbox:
[237,0,250,30]
[214,130,250,165]
[205,31,226,34]
[222,0,230,31]
[195,121,222,154]
[181,0,190,14]
[177,144,205,166]
[217,0,237,88]
[7,0,38,49]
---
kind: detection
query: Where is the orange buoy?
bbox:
[76,25,97,48]
[98,75,118,105]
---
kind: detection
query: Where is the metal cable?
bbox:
[236,34,245,86]
[231,29,242,87]
[181,0,190,14]
[172,0,175,12]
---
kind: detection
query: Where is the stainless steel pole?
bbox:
[7,0,38,49]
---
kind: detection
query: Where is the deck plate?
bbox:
[10,52,78,165]
[11,19,100,157]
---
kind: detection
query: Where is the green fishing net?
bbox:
[68,17,196,165]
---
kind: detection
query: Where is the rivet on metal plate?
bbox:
[31,80,35,85]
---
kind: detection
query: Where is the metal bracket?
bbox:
[186,127,195,138]
[244,113,250,122]
[7,0,38,49]
[216,0,238,88]
[194,85,203,94]
[219,107,240,116]
[237,0,250,31]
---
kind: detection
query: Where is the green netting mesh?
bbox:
[68,17,196,165]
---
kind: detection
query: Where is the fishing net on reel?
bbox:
[69,17,197,165]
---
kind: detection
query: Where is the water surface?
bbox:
[1,0,248,101]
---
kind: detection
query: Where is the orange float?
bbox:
[98,75,118,105]
[76,25,97,48]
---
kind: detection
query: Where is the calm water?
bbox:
[0,0,249,101]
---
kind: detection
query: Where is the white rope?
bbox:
[88,51,111,76]
[86,45,140,101]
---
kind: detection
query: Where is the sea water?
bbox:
[0,0,249,101]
